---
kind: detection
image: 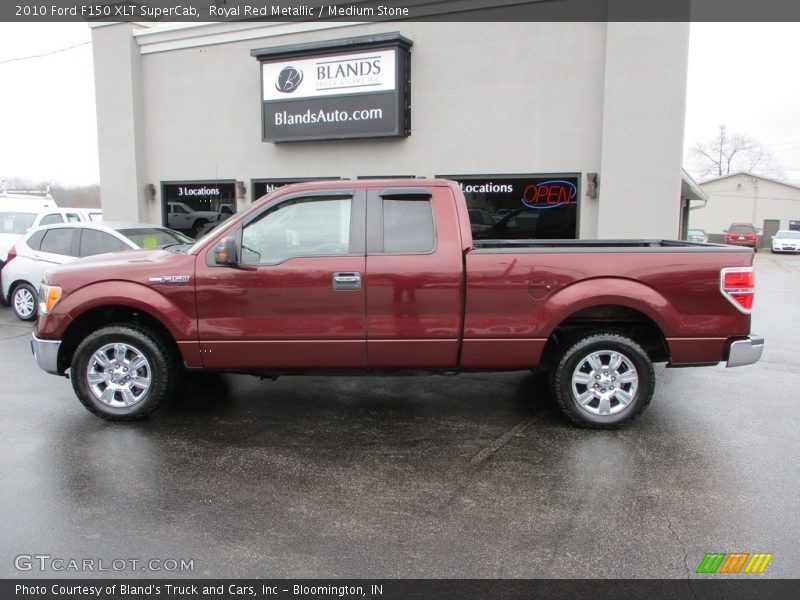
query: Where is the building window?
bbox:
[161,181,236,238]
[252,178,340,201]
[439,174,580,240]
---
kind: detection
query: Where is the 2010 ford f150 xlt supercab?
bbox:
[30,179,763,428]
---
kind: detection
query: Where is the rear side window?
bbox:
[79,229,129,257]
[39,213,64,226]
[40,228,76,256]
[26,230,46,251]
[383,199,435,253]
[66,213,81,223]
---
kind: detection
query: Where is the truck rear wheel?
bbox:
[70,325,177,420]
[550,332,654,428]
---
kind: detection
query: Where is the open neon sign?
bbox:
[521,180,577,210]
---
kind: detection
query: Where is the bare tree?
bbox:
[690,126,783,179]
[50,185,101,208]
[1,176,100,208]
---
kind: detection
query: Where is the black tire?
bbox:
[70,325,178,420]
[550,332,655,429]
[11,282,38,321]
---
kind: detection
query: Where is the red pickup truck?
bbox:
[30,179,763,428]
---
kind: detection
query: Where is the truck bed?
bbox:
[472,239,751,252]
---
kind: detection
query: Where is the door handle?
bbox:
[332,271,361,291]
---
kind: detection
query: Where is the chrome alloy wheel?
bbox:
[570,350,639,416]
[86,343,152,408]
[13,287,35,319]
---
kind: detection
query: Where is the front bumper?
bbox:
[726,335,764,368]
[31,333,61,375]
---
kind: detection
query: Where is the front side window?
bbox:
[66,213,81,223]
[40,228,75,256]
[383,199,435,253]
[241,197,351,265]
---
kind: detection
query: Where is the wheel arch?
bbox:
[539,303,671,370]
[57,304,182,375]
[6,277,37,304]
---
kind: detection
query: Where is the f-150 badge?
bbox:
[148,275,191,283]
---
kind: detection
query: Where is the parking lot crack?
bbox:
[470,419,533,467]
[0,331,34,341]
[439,419,533,511]
[665,513,699,600]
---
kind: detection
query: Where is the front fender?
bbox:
[41,280,196,341]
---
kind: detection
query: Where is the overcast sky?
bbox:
[2,22,800,186]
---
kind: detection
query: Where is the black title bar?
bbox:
[4,579,800,600]
[6,0,800,23]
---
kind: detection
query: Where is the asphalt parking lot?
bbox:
[1,252,798,579]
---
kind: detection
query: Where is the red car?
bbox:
[30,179,763,428]
[725,223,759,250]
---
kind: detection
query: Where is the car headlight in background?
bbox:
[38,284,62,316]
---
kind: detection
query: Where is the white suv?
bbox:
[0,204,102,265]
[2,221,189,320]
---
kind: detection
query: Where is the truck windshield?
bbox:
[0,212,37,234]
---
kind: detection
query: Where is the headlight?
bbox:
[38,284,62,316]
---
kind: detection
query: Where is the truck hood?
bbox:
[44,248,197,294]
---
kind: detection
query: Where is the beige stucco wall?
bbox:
[91,21,689,239]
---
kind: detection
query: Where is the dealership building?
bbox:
[89,19,696,239]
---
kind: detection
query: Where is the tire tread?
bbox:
[70,324,177,421]
[551,331,655,429]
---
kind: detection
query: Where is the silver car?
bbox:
[1,222,191,321]
[687,228,708,244]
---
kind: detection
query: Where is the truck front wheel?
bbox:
[551,332,655,428]
[70,325,177,420]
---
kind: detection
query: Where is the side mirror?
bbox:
[722,229,728,233]
[214,236,238,266]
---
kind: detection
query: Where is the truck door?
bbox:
[195,189,367,369]
[365,186,465,368]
